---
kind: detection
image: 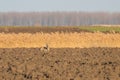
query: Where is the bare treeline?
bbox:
[0,12,120,26]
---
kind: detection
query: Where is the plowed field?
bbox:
[0,27,84,33]
[0,48,120,80]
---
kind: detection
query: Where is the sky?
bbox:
[0,0,120,12]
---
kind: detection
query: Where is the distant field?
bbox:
[0,26,120,33]
[79,26,120,33]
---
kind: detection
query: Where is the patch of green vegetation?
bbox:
[78,26,120,33]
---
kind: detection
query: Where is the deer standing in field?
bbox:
[41,44,50,55]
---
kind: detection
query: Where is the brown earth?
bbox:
[0,48,120,80]
[0,27,88,33]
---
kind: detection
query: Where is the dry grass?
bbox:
[0,32,120,48]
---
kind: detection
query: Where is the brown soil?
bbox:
[0,27,87,33]
[0,48,120,80]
